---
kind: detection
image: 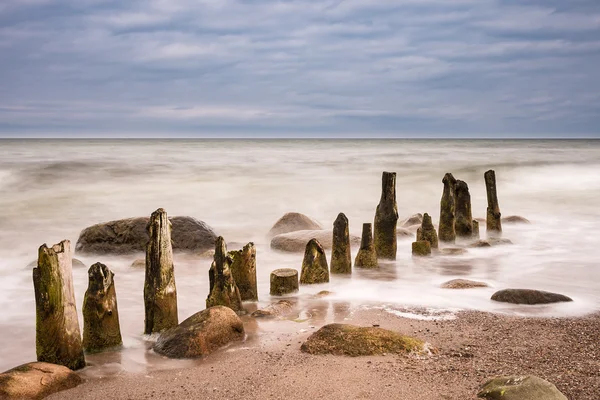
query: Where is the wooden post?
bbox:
[206,237,244,313]
[355,223,378,268]
[331,213,352,274]
[454,180,473,239]
[229,242,258,302]
[374,171,399,259]
[485,170,502,236]
[300,239,329,284]
[439,173,457,243]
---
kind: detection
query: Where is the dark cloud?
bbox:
[0,0,599,137]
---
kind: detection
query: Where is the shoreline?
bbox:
[49,306,600,400]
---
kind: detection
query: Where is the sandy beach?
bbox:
[48,305,600,400]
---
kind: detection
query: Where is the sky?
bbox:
[0,0,599,138]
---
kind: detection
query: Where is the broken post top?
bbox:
[213,236,229,275]
[455,179,469,195]
[147,208,171,235]
[87,262,113,294]
[360,223,374,249]
[334,212,348,228]
[379,171,398,210]
[442,173,456,187]
[422,213,434,229]
[306,238,325,254]
[484,169,499,208]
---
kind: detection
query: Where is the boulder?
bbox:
[75,216,217,255]
[270,230,360,253]
[251,300,295,318]
[478,375,567,400]
[441,279,489,289]
[153,306,245,359]
[130,259,145,268]
[267,212,323,238]
[469,238,513,248]
[502,215,530,224]
[300,324,424,356]
[270,269,299,296]
[300,239,329,285]
[491,289,572,305]
[400,213,423,228]
[27,258,86,270]
[0,362,83,400]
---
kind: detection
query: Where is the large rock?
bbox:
[491,289,572,305]
[153,306,245,359]
[75,216,217,255]
[478,375,567,400]
[0,362,83,400]
[441,279,489,289]
[400,213,423,228]
[300,324,424,356]
[502,215,530,224]
[270,230,360,253]
[267,212,323,238]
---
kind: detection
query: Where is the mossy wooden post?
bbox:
[82,263,122,353]
[300,239,329,284]
[485,169,502,237]
[229,242,258,302]
[472,220,480,239]
[144,208,178,335]
[32,240,85,370]
[412,241,431,256]
[331,213,352,274]
[355,223,378,268]
[416,213,439,250]
[439,173,457,243]
[206,237,244,312]
[374,172,399,260]
[455,180,473,239]
[270,268,299,296]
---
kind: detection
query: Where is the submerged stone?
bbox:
[441,279,489,289]
[268,212,323,238]
[270,230,360,253]
[251,300,295,318]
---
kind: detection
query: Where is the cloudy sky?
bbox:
[1,0,599,138]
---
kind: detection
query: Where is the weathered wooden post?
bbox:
[33,240,85,370]
[355,223,378,268]
[454,180,473,239]
[412,241,431,257]
[439,173,457,243]
[270,269,299,296]
[144,208,178,335]
[229,242,258,302]
[300,239,329,284]
[206,236,244,312]
[472,220,480,239]
[485,170,502,236]
[331,213,352,274]
[416,213,439,250]
[374,171,399,260]
[83,262,123,353]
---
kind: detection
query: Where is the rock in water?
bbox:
[412,241,431,257]
[76,216,217,255]
[439,173,457,243]
[374,171,399,260]
[300,324,424,356]
[0,362,83,400]
[484,169,502,237]
[144,208,178,335]
[440,247,468,256]
[270,268,299,295]
[154,306,245,359]
[416,213,439,250]
[268,212,323,237]
[441,279,489,289]
[251,300,295,318]
[502,215,530,224]
[354,223,378,269]
[206,237,244,313]
[478,376,568,400]
[331,213,352,274]
[270,229,361,253]
[472,220,480,239]
[228,243,258,302]
[82,263,123,353]
[300,239,329,284]
[491,289,572,305]
[32,240,85,370]
[400,213,423,228]
[455,180,473,239]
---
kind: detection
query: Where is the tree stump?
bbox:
[355,223,378,268]
[485,169,502,237]
[229,242,258,302]
[331,213,352,274]
[32,240,85,370]
[412,241,431,257]
[206,237,244,313]
[300,239,329,284]
[270,269,299,296]
[416,213,439,250]
[83,262,123,353]
[454,180,473,239]
[374,171,399,259]
[144,208,178,335]
[439,173,457,243]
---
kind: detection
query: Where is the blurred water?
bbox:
[0,139,599,372]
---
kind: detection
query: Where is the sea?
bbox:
[0,139,599,373]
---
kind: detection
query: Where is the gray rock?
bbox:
[270,230,360,253]
[268,212,323,238]
[502,215,531,224]
[400,213,423,228]
[491,289,573,305]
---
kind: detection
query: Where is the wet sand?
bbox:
[49,305,600,400]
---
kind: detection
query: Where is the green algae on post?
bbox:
[354,222,378,268]
[374,171,399,260]
[416,213,439,250]
[454,180,473,239]
[484,169,502,237]
[439,173,457,243]
[331,213,352,274]
[300,238,330,284]
[228,242,258,302]
[207,236,244,313]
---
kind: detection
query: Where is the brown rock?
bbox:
[251,300,295,318]
[491,289,573,305]
[267,212,323,238]
[0,362,83,400]
[441,279,489,289]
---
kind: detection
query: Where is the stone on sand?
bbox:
[0,362,83,400]
[491,289,572,305]
[478,375,567,400]
[251,300,295,318]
